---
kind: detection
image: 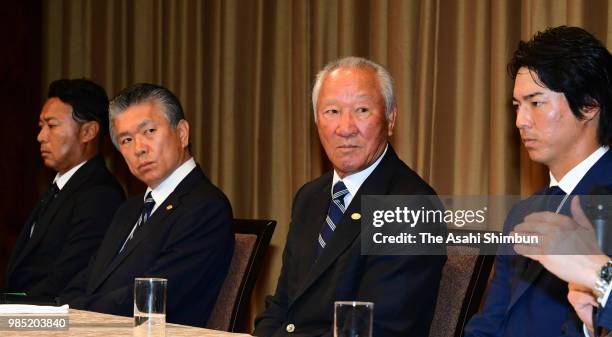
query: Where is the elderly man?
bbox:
[254,57,446,337]
[4,79,124,298]
[60,83,234,327]
[465,26,612,337]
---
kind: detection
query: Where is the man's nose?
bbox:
[134,136,148,156]
[336,111,358,137]
[37,126,47,143]
[515,105,532,130]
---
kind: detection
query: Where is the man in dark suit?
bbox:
[3,79,125,298]
[513,196,612,336]
[254,57,446,337]
[464,26,612,337]
[60,83,234,327]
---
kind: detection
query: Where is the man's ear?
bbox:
[177,119,190,148]
[80,121,100,143]
[581,102,600,122]
[387,106,397,136]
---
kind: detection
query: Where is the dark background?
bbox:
[0,1,146,287]
[0,1,43,286]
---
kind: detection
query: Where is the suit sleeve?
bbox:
[253,186,305,337]
[463,206,522,337]
[66,195,234,320]
[253,233,293,336]
[27,184,124,297]
[596,285,612,331]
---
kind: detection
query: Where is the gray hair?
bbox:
[311,56,396,122]
[108,83,185,148]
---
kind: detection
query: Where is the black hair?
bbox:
[508,26,612,145]
[108,83,187,150]
[47,78,109,138]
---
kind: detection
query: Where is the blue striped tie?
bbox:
[119,192,155,254]
[316,181,349,258]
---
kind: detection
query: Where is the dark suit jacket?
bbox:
[254,145,446,337]
[60,165,234,327]
[598,296,612,331]
[4,155,124,297]
[465,150,612,337]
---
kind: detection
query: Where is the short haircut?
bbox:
[47,78,109,138]
[108,83,185,148]
[312,56,396,122]
[508,25,612,146]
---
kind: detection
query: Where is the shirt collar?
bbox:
[549,146,609,194]
[53,160,88,190]
[332,144,388,199]
[146,157,196,214]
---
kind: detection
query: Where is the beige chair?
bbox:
[206,219,276,332]
[428,243,494,337]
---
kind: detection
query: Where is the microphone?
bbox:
[584,185,612,255]
[584,185,612,336]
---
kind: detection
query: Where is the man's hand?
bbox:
[513,196,608,289]
[568,283,597,332]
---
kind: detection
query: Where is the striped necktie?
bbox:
[316,181,349,258]
[118,192,155,254]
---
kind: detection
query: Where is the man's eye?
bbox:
[325,109,339,114]
[531,101,544,108]
[144,128,156,135]
[120,138,132,145]
[356,107,369,113]
[512,103,519,112]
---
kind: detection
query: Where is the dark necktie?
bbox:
[316,181,349,258]
[29,183,60,238]
[118,192,156,254]
[544,185,566,212]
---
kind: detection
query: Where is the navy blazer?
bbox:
[597,296,612,331]
[60,165,234,327]
[254,145,446,337]
[4,155,124,297]
[465,150,612,337]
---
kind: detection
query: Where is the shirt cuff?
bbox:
[584,323,594,337]
[602,281,612,308]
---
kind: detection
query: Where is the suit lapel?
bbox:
[91,199,178,292]
[88,201,141,288]
[297,179,332,280]
[508,150,612,310]
[507,197,546,311]
[292,148,397,303]
[90,166,204,292]
[8,157,104,274]
[5,210,38,276]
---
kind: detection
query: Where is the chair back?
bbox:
[428,244,494,337]
[206,219,276,332]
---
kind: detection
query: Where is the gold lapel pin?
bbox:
[351,213,361,220]
[166,204,173,211]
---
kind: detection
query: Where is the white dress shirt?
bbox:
[144,157,197,215]
[331,144,388,207]
[549,146,608,193]
[53,160,88,190]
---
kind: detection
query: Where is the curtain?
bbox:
[42,0,612,328]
